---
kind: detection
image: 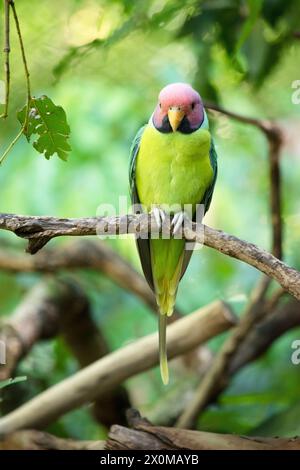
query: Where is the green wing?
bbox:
[129,125,155,290]
[129,125,146,203]
[202,139,218,213]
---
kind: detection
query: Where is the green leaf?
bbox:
[0,376,27,389]
[17,95,71,161]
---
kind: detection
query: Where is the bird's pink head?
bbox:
[152,83,204,133]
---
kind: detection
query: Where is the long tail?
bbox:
[151,239,185,385]
[157,277,178,385]
[159,313,169,385]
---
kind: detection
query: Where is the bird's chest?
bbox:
[136,126,213,209]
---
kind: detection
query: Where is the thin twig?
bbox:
[206,102,284,259]
[268,130,283,259]
[9,1,31,102]
[0,0,10,118]
[0,0,31,165]
[0,301,234,433]
[205,102,277,137]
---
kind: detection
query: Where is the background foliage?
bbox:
[0,0,300,439]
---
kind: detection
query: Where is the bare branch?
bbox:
[0,277,130,427]
[106,422,300,450]
[0,213,299,299]
[176,276,271,428]
[229,296,300,373]
[206,103,284,259]
[0,430,105,450]
[205,102,281,139]
[0,240,181,318]
[0,300,235,434]
[3,421,300,450]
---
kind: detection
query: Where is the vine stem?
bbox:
[0,0,10,118]
[0,0,31,165]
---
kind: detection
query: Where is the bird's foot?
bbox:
[151,207,166,230]
[171,211,188,235]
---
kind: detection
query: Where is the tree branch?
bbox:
[0,213,299,299]
[0,430,105,450]
[0,300,235,434]
[229,296,300,373]
[206,103,283,259]
[176,276,272,428]
[0,277,130,427]
[106,421,300,450]
[2,407,300,450]
[0,239,181,318]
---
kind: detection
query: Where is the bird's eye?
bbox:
[159,103,162,108]
[191,102,195,110]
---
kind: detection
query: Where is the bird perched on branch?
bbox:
[129,83,218,384]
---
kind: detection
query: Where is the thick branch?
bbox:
[0,239,180,318]
[0,279,86,380]
[0,430,105,450]
[1,425,300,450]
[0,300,236,434]
[2,409,300,450]
[0,278,130,427]
[0,213,299,299]
[107,411,300,450]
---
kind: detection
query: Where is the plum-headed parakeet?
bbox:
[129,83,218,384]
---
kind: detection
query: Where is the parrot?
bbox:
[129,83,218,384]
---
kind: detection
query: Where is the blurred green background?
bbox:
[1,0,300,439]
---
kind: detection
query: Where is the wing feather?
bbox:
[129,125,154,290]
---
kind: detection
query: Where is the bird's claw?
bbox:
[151,207,166,230]
[171,211,187,235]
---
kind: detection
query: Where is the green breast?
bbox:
[136,125,213,212]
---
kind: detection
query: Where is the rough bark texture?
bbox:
[106,423,300,450]
[0,213,298,300]
[0,278,130,427]
[0,300,236,434]
[2,424,300,451]
[0,430,105,450]
[0,240,182,317]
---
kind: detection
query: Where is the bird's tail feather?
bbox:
[159,313,169,385]
[155,255,183,385]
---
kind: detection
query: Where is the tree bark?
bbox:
[0,278,130,427]
[106,423,300,450]
[0,213,298,300]
[0,430,105,450]
[0,240,180,318]
[0,300,235,434]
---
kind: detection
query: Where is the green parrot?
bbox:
[129,83,217,384]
